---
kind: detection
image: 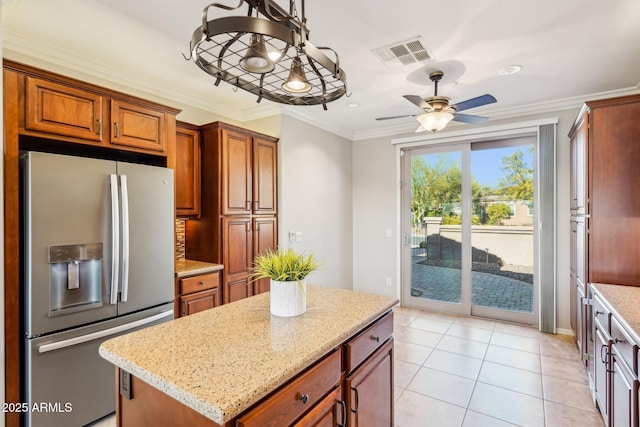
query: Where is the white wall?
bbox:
[352,108,580,332]
[278,115,353,289]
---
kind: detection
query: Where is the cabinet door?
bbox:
[570,116,587,214]
[252,216,278,295]
[110,99,166,153]
[222,217,253,303]
[575,285,585,359]
[346,339,393,427]
[610,353,635,427]
[175,124,200,216]
[253,137,277,215]
[221,129,252,215]
[25,76,104,142]
[594,326,610,418]
[179,288,221,316]
[293,386,345,427]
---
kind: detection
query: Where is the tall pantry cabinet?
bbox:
[569,94,640,360]
[186,122,278,303]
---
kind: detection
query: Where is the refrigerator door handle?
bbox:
[109,174,120,305]
[120,174,130,302]
[37,310,174,354]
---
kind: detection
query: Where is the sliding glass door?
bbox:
[402,137,537,324]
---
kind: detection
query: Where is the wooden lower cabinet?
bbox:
[293,386,345,427]
[176,271,222,317]
[346,339,393,427]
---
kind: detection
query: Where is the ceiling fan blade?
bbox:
[450,94,496,112]
[452,113,489,125]
[403,95,430,110]
[375,113,419,121]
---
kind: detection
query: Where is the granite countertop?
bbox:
[99,285,398,424]
[591,283,640,343]
[175,259,223,278]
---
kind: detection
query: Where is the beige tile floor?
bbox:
[393,306,605,427]
[89,306,605,427]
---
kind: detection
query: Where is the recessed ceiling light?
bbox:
[347,102,360,108]
[498,65,523,76]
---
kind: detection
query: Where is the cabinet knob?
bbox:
[614,337,625,344]
[199,281,205,286]
[298,393,310,404]
[595,310,603,317]
[371,335,380,342]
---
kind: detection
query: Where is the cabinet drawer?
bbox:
[611,316,637,373]
[180,272,220,295]
[593,293,610,332]
[237,347,342,427]
[346,311,393,373]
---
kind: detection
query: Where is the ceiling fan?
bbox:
[376,71,497,132]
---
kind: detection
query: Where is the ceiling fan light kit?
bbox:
[376,70,497,132]
[417,111,454,132]
[186,0,347,109]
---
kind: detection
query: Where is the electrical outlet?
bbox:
[386,277,392,287]
[289,231,295,243]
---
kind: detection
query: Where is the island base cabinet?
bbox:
[116,368,233,427]
[346,339,393,427]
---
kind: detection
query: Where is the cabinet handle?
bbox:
[595,310,603,317]
[182,301,187,316]
[600,344,609,364]
[371,335,380,342]
[114,122,120,138]
[97,119,102,138]
[337,400,347,427]
[298,393,310,404]
[351,387,359,414]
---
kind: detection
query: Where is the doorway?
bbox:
[401,136,537,325]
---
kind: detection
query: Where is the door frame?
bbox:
[393,118,558,327]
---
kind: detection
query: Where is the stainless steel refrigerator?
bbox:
[22,151,175,427]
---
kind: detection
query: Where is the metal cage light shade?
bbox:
[282,57,311,93]
[186,0,348,109]
[239,34,275,73]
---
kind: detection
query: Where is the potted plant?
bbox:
[250,248,320,317]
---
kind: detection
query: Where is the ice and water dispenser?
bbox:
[48,243,103,316]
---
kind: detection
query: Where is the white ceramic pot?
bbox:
[270,278,306,317]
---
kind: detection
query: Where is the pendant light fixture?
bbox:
[239,34,275,73]
[185,0,347,109]
[282,57,311,93]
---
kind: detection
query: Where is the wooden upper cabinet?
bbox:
[110,99,166,153]
[253,137,278,215]
[587,97,640,285]
[175,122,200,217]
[221,129,253,215]
[25,76,105,142]
[11,61,179,156]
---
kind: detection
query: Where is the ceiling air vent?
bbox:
[372,37,432,68]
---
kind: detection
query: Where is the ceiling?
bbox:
[3,0,640,140]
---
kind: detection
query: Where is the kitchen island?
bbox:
[99,285,398,426]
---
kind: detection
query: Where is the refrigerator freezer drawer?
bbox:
[25,306,173,427]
